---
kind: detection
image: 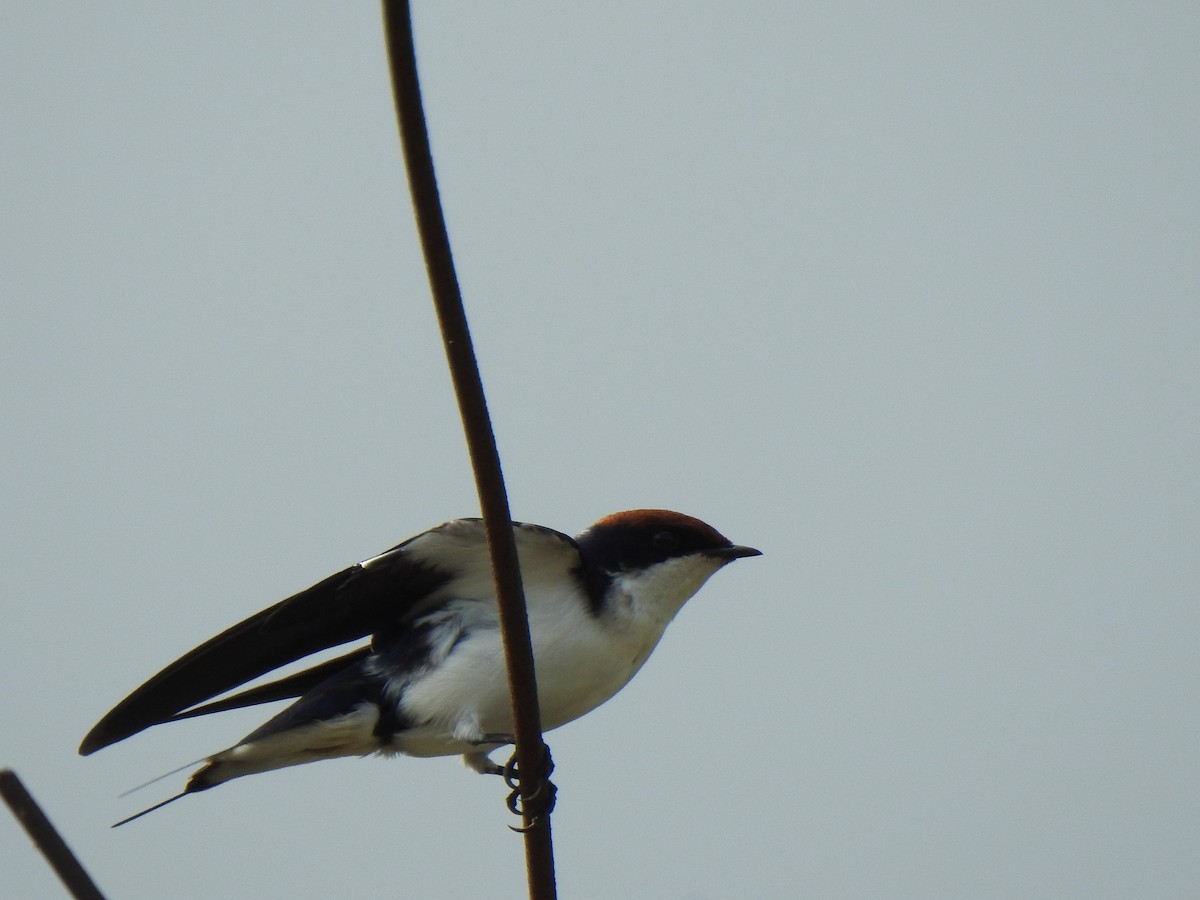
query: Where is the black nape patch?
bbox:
[572,564,614,617]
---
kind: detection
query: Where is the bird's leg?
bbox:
[462,751,503,775]
[476,732,516,746]
[461,733,515,775]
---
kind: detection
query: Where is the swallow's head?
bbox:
[574,509,760,620]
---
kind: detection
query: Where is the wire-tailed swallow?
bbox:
[80,509,760,823]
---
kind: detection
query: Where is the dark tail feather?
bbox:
[112,789,193,827]
[118,758,207,799]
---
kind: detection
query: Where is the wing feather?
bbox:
[79,517,583,755]
[79,554,445,754]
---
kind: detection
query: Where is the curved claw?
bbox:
[502,744,557,830]
[507,779,557,832]
[502,752,522,791]
[508,816,542,834]
[501,745,555,785]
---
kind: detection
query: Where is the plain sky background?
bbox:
[3,3,1198,898]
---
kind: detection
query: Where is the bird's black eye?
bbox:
[652,530,678,551]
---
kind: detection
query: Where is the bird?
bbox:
[80,509,760,823]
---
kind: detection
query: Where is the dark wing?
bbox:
[79,548,448,755]
[167,647,371,721]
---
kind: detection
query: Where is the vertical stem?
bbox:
[379,4,557,898]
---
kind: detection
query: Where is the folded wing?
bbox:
[79,549,447,755]
[79,517,584,756]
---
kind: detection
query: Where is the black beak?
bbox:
[707,544,762,561]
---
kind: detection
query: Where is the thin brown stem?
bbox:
[379,4,557,898]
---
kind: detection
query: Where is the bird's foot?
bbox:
[461,734,515,775]
[462,750,504,776]
[503,743,557,832]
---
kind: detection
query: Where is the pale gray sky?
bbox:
[3,3,1198,898]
